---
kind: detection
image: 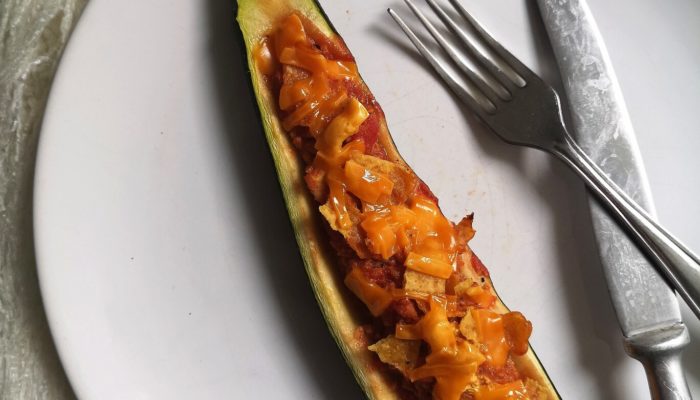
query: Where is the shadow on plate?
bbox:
[204,0,364,399]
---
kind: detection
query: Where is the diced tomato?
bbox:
[471,253,490,277]
[343,79,378,113]
[350,112,378,149]
[477,357,521,385]
[352,257,404,288]
[416,181,438,205]
[389,297,420,324]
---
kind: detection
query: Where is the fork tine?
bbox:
[448,0,534,87]
[401,0,509,102]
[424,0,524,89]
[388,8,496,115]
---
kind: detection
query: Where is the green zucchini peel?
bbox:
[234,1,560,398]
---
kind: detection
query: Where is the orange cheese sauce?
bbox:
[255,12,534,400]
[397,296,485,398]
[360,196,456,273]
[475,381,529,400]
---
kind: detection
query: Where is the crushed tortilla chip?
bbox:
[455,280,496,309]
[455,214,476,248]
[318,153,418,259]
[454,280,474,296]
[404,269,445,295]
[319,201,370,258]
[455,250,477,282]
[368,335,420,376]
[351,153,418,204]
[459,310,478,341]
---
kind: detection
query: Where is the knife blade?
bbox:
[535,0,692,398]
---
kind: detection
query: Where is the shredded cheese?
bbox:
[255,13,535,400]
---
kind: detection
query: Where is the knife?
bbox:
[535,0,692,399]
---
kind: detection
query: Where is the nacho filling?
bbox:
[254,12,544,400]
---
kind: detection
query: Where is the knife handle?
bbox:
[624,324,692,400]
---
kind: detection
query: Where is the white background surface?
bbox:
[34,0,700,399]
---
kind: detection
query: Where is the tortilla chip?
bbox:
[368,335,420,376]
[351,153,418,204]
[404,269,445,295]
[454,280,473,296]
[455,214,476,248]
[459,310,477,341]
[319,201,369,258]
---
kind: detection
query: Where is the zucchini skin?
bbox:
[234,2,393,398]
[233,1,560,399]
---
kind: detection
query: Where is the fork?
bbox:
[388,0,700,320]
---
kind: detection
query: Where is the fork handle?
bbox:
[553,137,700,320]
[566,135,700,266]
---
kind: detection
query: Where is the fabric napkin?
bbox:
[1,1,87,398]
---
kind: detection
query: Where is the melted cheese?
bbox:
[474,381,528,400]
[274,14,357,136]
[316,99,367,229]
[360,197,456,278]
[503,311,533,356]
[344,159,394,203]
[268,13,457,280]
[344,267,393,316]
[253,38,275,76]
[472,309,533,369]
[396,296,485,400]
[405,252,453,279]
[465,285,496,308]
[260,13,533,400]
[472,309,510,368]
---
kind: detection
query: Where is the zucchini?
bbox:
[235,1,559,398]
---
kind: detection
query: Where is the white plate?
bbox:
[34,0,700,399]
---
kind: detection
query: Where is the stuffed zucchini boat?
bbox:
[235,1,559,399]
